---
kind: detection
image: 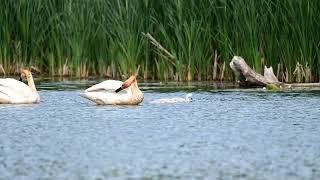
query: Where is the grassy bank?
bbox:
[0,0,319,82]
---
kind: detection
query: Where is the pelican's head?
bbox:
[19,68,32,81]
[115,75,137,93]
[186,93,193,102]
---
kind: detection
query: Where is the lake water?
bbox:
[0,79,320,180]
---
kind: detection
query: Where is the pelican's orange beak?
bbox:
[115,75,136,93]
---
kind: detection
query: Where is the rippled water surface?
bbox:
[0,79,320,180]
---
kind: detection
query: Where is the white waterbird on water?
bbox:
[150,93,193,104]
[81,67,143,105]
[0,68,40,104]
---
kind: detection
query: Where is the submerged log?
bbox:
[230,56,280,86]
[282,83,320,90]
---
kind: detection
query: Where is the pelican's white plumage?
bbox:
[150,93,193,104]
[0,69,40,104]
[81,76,143,105]
[84,80,123,93]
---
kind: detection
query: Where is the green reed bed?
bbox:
[0,0,319,82]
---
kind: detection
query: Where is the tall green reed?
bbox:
[0,0,319,82]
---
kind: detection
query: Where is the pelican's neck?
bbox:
[130,81,144,99]
[26,74,37,92]
[130,81,140,94]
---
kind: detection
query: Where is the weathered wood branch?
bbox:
[230,56,280,86]
[230,56,320,90]
[143,32,175,60]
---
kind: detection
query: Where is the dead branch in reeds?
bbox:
[212,50,218,80]
[143,33,175,60]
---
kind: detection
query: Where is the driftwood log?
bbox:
[229,56,320,89]
[230,56,280,87]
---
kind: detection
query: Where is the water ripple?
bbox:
[0,81,320,179]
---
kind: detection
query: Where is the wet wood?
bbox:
[282,83,320,90]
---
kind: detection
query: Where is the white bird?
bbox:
[0,68,40,104]
[150,93,193,104]
[81,75,144,105]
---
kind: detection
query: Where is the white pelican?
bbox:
[150,93,193,104]
[0,68,40,104]
[81,75,144,105]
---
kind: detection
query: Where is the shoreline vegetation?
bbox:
[0,0,319,82]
